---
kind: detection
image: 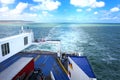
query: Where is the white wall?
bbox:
[0,32,34,63]
[68,57,96,80]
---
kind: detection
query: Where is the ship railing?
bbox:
[19,26,33,34]
[19,29,33,34]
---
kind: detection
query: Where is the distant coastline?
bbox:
[0,20,120,27]
[0,20,33,24]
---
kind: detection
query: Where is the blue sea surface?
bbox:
[0,23,120,80]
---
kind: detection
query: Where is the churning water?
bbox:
[0,23,120,80]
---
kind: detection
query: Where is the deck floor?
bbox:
[35,54,69,80]
[0,52,69,80]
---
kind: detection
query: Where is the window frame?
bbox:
[24,37,28,45]
[1,43,10,56]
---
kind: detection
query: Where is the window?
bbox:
[24,37,28,45]
[1,43,10,56]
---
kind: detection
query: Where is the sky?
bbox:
[0,0,120,23]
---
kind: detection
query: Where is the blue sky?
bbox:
[0,0,120,23]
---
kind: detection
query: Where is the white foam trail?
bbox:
[25,24,99,56]
[44,24,92,55]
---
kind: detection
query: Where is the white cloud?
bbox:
[0,2,28,16]
[19,13,38,20]
[86,8,91,11]
[97,10,120,22]
[110,7,120,12]
[0,2,54,21]
[76,9,82,12]
[0,13,38,21]
[31,0,61,11]
[0,2,32,21]
[94,1,105,8]
[10,2,28,15]
[33,0,43,2]
[0,7,9,13]
[94,11,98,14]
[0,0,15,5]
[70,0,105,8]
[42,11,53,17]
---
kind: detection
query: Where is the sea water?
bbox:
[0,23,120,80]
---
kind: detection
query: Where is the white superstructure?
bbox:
[68,56,97,80]
[0,29,34,63]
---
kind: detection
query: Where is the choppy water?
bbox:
[0,23,120,80]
